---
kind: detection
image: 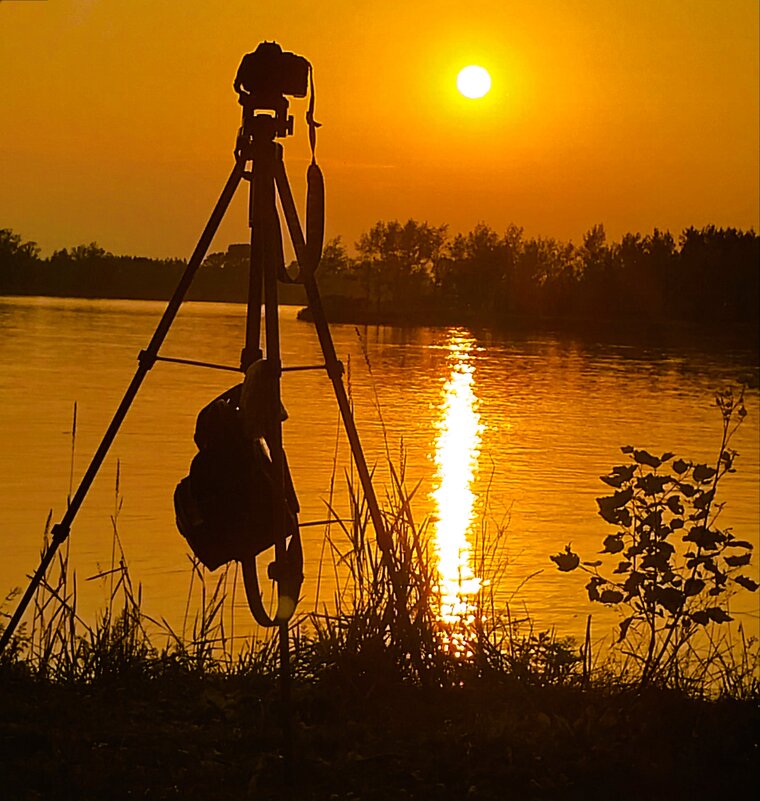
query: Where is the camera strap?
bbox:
[306,64,320,163]
[275,64,325,285]
[303,64,325,280]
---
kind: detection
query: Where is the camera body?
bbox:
[234,41,309,101]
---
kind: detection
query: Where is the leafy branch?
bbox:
[551,387,757,688]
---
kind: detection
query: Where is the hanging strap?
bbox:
[239,376,304,628]
[241,447,304,627]
[305,64,325,279]
[305,162,324,277]
[274,158,323,284]
[306,64,320,165]
[274,64,325,285]
[242,529,303,628]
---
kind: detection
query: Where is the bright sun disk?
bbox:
[456,65,491,99]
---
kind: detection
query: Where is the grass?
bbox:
[1,396,758,798]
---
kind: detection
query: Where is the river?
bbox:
[1,296,758,646]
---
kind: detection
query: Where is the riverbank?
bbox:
[2,288,758,359]
[296,294,760,359]
[2,501,758,801]
[1,665,757,800]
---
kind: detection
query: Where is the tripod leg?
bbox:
[304,277,393,550]
[0,160,246,656]
[273,159,307,272]
[242,169,264,370]
[259,167,294,649]
[250,137,295,770]
[299,274,419,660]
[273,157,409,619]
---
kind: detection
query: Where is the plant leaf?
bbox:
[586,575,604,601]
[692,463,717,483]
[693,488,716,510]
[683,526,724,551]
[598,488,634,511]
[622,571,646,598]
[672,459,690,475]
[550,545,580,572]
[641,552,671,572]
[633,449,662,468]
[597,489,634,524]
[617,616,635,642]
[636,474,671,496]
[602,534,625,554]
[683,577,705,597]
[651,586,684,614]
[725,540,753,550]
[705,607,733,623]
[733,575,759,592]
[600,589,624,604]
[724,553,752,568]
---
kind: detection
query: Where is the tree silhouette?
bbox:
[1,223,756,333]
[0,229,40,294]
[437,223,506,315]
[355,219,447,309]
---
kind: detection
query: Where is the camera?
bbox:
[234,41,309,102]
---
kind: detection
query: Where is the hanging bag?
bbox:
[174,378,303,625]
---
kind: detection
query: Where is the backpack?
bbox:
[174,383,303,624]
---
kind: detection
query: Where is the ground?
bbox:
[1,669,757,800]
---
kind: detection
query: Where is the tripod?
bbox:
[0,67,399,689]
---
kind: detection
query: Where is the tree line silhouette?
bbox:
[1,221,757,330]
[334,220,759,329]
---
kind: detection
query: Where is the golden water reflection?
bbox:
[431,332,483,657]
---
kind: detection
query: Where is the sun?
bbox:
[456,65,491,99]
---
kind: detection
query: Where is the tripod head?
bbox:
[234,41,310,140]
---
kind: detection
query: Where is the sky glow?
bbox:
[0,1,757,257]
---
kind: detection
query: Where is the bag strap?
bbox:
[242,524,303,627]
[241,447,304,627]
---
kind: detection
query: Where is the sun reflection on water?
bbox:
[431,331,483,657]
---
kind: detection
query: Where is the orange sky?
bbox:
[1,0,758,258]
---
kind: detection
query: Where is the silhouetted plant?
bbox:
[0,589,28,670]
[495,627,582,687]
[551,387,758,688]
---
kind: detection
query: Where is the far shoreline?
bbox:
[2,291,759,362]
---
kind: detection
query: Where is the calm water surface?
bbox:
[1,297,758,643]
